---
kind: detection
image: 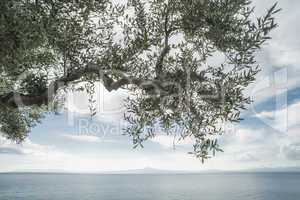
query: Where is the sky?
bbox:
[0,0,300,173]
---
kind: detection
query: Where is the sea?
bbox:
[0,173,299,200]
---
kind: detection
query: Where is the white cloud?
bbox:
[64,82,127,123]
[63,134,102,143]
[0,136,57,156]
[281,143,300,160]
[255,101,300,132]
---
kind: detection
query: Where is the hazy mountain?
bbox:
[2,167,300,174]
[103,167,191,174]
[244,167,300,173]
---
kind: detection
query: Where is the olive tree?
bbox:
[0,0,280,161]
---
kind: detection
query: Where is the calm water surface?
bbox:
[0,173,299,200]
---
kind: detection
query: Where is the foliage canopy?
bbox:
[0,0,280,161]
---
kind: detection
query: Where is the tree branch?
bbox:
[0,64,143,108]
[0,57,206,108]
[0,64,103,108]
[155,4,171,77]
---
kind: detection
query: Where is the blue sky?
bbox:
[0,0,300,172]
